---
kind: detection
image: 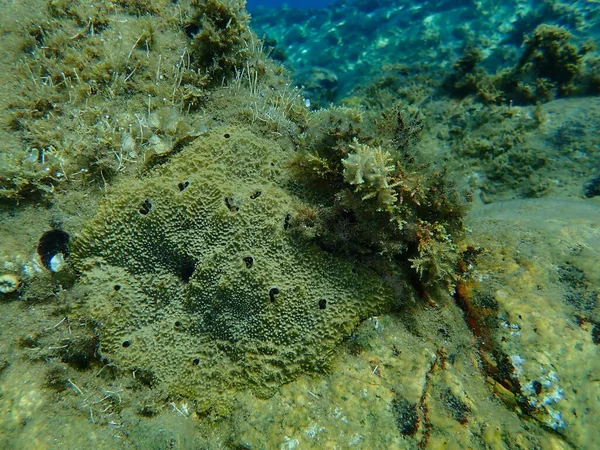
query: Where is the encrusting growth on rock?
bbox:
[70,126,394,413]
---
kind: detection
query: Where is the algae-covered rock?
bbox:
[70,125,394,411]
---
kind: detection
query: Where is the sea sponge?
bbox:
[70,126,393,412]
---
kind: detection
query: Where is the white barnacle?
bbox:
[0,273,20,294]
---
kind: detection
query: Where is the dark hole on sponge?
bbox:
[37,229,70,270]
[269,287,280,302]
[319,298,327,309]
[175,321,183,328]
[192,358,200,366]
[178,181,190,191]
[283,213,291,230]
[122,340,131,348]
[179,258,196,283]
[224,133,231,138]
[113,284,121,291]
[250,190,262,199]
[243,256,254,269]
[225,195,240,212]
[139,199,152,215]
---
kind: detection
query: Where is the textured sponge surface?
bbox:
[71,126,393,408]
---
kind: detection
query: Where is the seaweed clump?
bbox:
[444,24,593,104]
[186,0,253,87]
[514,24,585,97]
[289,104,466,286]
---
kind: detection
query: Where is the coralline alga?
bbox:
[70,126,394,412]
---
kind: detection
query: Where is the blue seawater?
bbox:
[246,0,336,10]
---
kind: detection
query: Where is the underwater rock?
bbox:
[70,125,394,412]
[464,198,600,445]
